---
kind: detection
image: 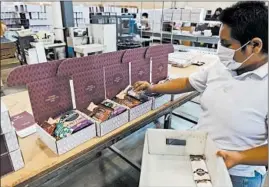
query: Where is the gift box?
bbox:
[104,63,153,122]
[113,87,153,121]
[72,70,129,137]
[139,129,233,187]
[152,94,172,110]
[27,77,96,155]
[1,101,13,135]
[85,100,129,137]
[0,131,19,155]
[148,79,172,110]
[145,45,173,110]
[120,48,153,121]
[0,149,24,177]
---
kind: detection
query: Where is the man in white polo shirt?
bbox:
[134,1,268,187]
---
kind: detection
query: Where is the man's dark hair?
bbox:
[142,13,148,18]
[219,1,268,53]
[132,14,137,19]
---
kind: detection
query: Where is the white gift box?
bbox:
[0,130,20,155]
[1,101,13,135]
[88,100,129,137]
[36,110,97,155]
[139,129,233,187]
[128,99,153,121]
[151,94,172,110]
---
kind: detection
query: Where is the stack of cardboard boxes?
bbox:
[0,101,24,177]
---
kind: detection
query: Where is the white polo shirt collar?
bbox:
[231,62,268,80]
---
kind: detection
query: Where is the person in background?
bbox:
[133,2,268,187]
[141,12,150,30]
[129,14,138,35]
[0,21,10,43]
[211,7,223,21]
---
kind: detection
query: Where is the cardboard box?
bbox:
[27,77,97,155]
[71,69,130,137]
[152,94,172,110]
[0,131,19,155]
[113,95,153,122]
[87,100,129,137]
[128,99,153,121]
[36,119,96,155]
[0,149,24,177]
[139,129,233,187]
[1,101,13,135]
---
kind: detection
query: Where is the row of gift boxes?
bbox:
[36,94,185,155]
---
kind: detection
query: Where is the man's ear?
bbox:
[251,37,263,54]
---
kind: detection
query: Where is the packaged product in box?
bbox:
[28,77,97,155]
[40,110,94,140]
[112,86,152,121]
[71,70,129,137]
[83,99,129,136]
[149,78,172,109]
[0,149,24,177]
[139,129,233,187]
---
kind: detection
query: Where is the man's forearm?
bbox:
[149,77,195,94]
[239,145,268,166]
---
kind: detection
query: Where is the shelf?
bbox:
[29,25,51,27]
[173,44,216,54]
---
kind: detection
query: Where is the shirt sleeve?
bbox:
[188,64,213,92]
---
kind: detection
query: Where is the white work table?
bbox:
[74,44,105,57]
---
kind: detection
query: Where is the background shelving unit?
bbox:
[1,3,52,32]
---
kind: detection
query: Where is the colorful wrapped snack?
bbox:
[101,100,127,117]
[54,110,93,133]
[113,95,141,108]
[54,122,72,140]
[86,103,113,122]
[41,121,56,136]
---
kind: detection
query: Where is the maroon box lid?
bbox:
[130,59,151,85]
[57,56,96,77]
[27,77,73,124]
[162,43,174,54]
[94,50,125,69]
[145,44,173,58]
[104,63,129,99]
[121,47,148,64]
[7,60,63,87]
[151,55,169,84]
[72,69,105,111]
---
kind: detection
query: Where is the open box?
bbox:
[72,70,129,137]
[104,63,152,121]
[27,77,96,155]
[139,129,233,187]
[147,45,172,110]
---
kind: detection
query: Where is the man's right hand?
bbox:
[133,81,151,92]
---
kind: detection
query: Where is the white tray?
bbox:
[139,129,233,187]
